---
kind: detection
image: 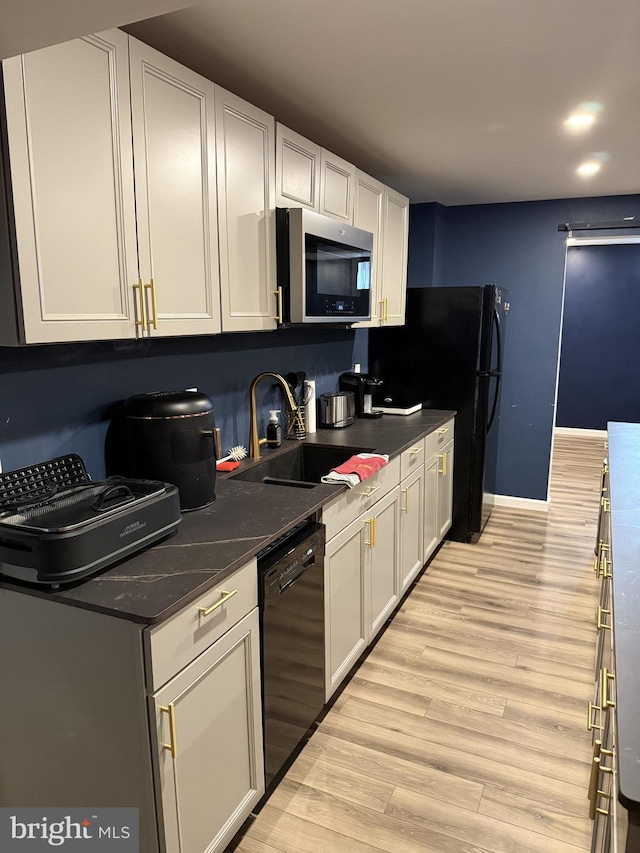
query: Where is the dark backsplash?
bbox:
[0,327,368,479]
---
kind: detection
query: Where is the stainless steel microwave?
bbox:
[276,208,374,324]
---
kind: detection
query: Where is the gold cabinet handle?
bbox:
[160,702,178,759]
[401,487,409,514]
[384,297,389,323]
[408,446,423,456]
[588,740,602,818]
[198,588,238,617]
[133,279,148,332]
[379,299,385,322]
[273,287,283,323]
[359,485,380,499]
[587,701,603,733]
[365,517,376,548]
[601,667,616,709]
[438,452,447,476]
[601,497,610,513]
[436,427,450,434]
[144,278,158,330]
[596,606,611,631]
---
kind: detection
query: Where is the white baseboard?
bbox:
[493,495,550,513]
[554,426,607,438]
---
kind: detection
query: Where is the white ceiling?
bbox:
[6,0,640,206]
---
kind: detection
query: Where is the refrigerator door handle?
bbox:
[487,372,501,432]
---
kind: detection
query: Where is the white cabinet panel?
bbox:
[2,30,138,342]
[368,486,401,639]
[153,608,264,853]
[129,38,221,336]
[437,439,454,540]
[400,466,425,594]
[276,124,321,210]
[424,453,440,562]
[325,518,368,700]
[320,150,355,223]
[216,87,276,332]
[381,187,409,326]
[353,170,384,328]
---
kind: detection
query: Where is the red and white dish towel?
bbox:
[321,453,389,488]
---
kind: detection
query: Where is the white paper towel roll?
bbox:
[304,379,316,434]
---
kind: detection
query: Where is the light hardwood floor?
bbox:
[232,433,605,853]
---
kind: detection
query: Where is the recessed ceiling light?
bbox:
[577,161,601,178]
[565,114,596,131]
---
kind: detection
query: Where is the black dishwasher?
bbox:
[257,520,325,787]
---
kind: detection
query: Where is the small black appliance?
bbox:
[338,371,384,418]
[123,390,217,511]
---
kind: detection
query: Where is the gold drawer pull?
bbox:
[359,485,380,499]
[384,297,389,323]
[273,287,283,323]
[145,278,158,330]
[133,279,148,332]
[601,667,616,709]
[408,446,423,455]
[436,427,449,434]
[601,497,610,513]
[596,606,611,631]
[160,703,178,759]
[401,487,409,514]
[198,588,238,617]
[438,452,447,476]
[365,517,377,548]
[587,701,603,733]
[588,740,602,817]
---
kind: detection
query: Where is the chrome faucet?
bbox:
[248,372,305,458]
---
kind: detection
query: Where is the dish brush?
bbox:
[218,445,248,464]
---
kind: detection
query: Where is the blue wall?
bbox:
[0,327,367,480]
[433,194,640,500]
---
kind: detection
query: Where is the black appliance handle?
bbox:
[92,483,134,513]
[279,554,317,594]
[487,305,503,432]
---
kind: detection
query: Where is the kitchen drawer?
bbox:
[401,438,426,481]
[147,559,257,690]
[322,455,400,541]
[425,418,455,459]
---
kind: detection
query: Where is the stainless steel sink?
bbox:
[229,444,374,487]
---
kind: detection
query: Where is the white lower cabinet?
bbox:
[400,465,425,594]
[325,485,400,700]
[436,439,454,540]
[151,602,264,853]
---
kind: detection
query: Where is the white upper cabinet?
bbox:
[129,38,221,336]
[276,124,321,211]
[215,87,277,332]
[1,30,139,343]
[353,170,385,327]
[381,187,409,326]
[319,150,355,223]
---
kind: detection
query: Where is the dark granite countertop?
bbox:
[606,422,640,811]
[0,409,454,626]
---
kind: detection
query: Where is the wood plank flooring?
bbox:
[231,433,605,853]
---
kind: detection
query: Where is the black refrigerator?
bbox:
[369,285,507,543]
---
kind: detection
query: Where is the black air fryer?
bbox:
[123,391,217,511]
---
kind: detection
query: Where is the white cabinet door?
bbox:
[400,467,425,594]
[352,170,384,328]
[424,453,440,562]
[153,608,264,853]
[436,439,454,540]
[276,124,321,210]
[215,87,276,332]
[324,517,368,701]
[381,187,409,326]
[2,30,138,343]
[129,38,221,336]
[320,150,355,223]
[368,486,401,640]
